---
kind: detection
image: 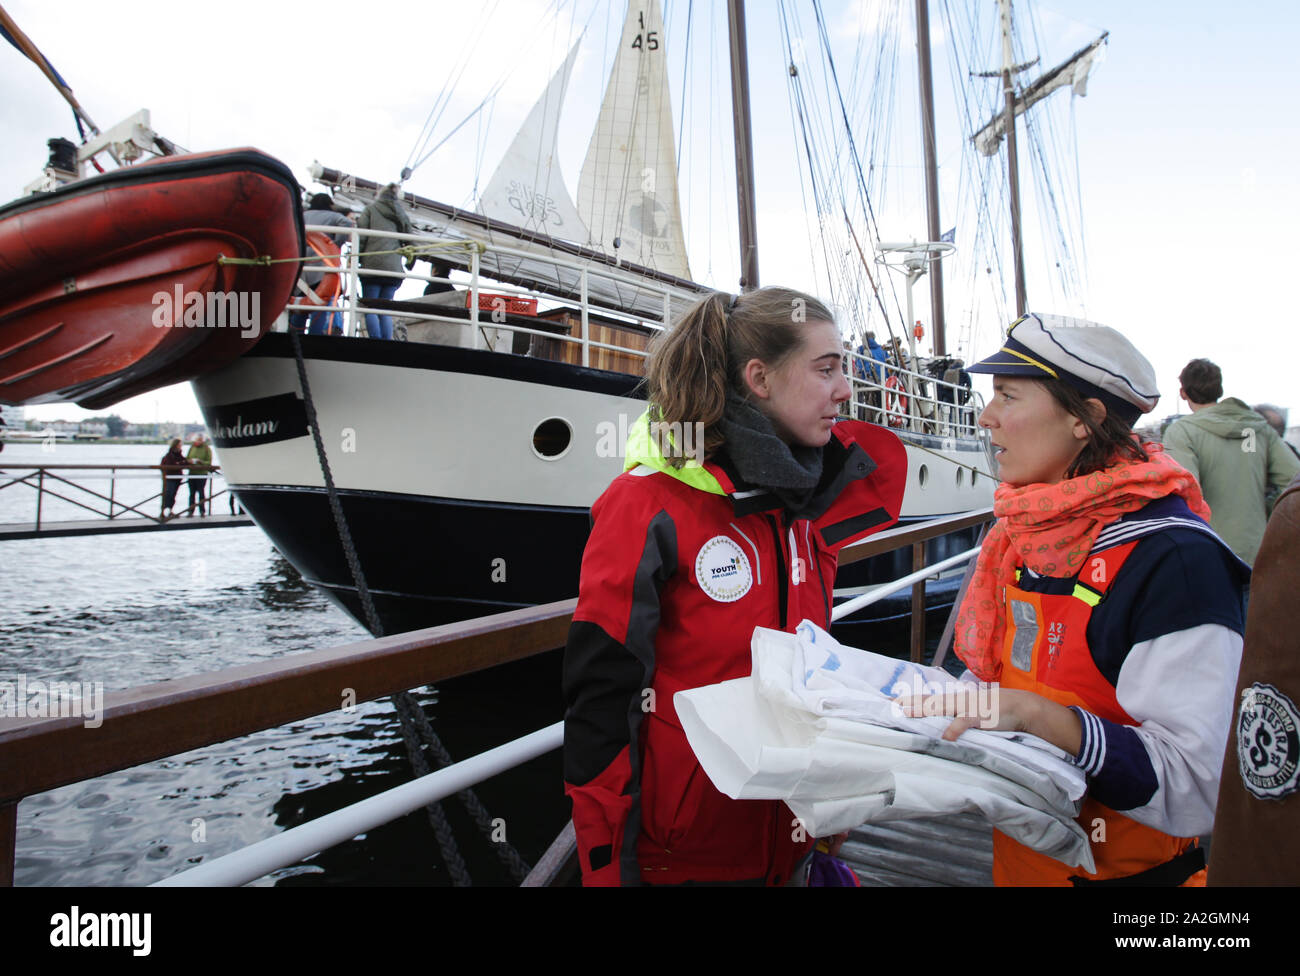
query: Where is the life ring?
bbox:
[884,375,908,427]
[305,231,342,303]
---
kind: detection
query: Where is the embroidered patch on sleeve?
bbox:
[1236,682,1300,800]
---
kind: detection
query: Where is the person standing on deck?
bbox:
[356,183,413,340]
[1163,359,1299,566]
[563,287,907,886]
[185,433,217,517]
[159,437,186,520]
[291,193,353,336]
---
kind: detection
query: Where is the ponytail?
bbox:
[645,287,833,467]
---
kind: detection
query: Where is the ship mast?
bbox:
[915,0,947,354]
[728,0,760,292]
[973,2,1107,320]
[997,0,1029,317]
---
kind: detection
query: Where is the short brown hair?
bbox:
[645,287,834,466]
[1179,358,1222,404]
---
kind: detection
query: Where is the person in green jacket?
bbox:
[1163,359,1300,565]
[185,433,218,517]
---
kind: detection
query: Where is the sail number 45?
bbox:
[632,11,659,50]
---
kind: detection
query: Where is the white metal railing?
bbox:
[152,723,562,887]
[146,541,981,886]
[286,223,684,363]
[843,347,982,438]
[287,223,985,435]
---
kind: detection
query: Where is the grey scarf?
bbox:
[717,393,824,512]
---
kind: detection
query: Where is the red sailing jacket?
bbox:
[562,418,907,885]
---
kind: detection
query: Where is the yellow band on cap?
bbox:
[1000,346,1059,378]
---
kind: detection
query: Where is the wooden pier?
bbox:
[0,512,253,541]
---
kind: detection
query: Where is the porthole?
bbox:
[956,467,964,488]
[917,463,929,488]
[971,470,979,488]
[532,417,572,460]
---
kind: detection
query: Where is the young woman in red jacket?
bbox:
[563,287,906,885]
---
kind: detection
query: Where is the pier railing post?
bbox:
[910,540,926,663]
[35,469,43,531]
[0,801,14,886]
[109,466,117,519]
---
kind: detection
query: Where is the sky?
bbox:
[3,0,1298,427]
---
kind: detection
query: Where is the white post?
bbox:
[470,249,481,348]
[346,227,361,337]
[580,269,590,368]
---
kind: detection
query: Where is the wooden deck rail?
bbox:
[0,506,993,885]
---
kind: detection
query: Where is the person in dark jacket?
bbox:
[563,287,907,886]
[159,437,186,520]
[291,193,354,335]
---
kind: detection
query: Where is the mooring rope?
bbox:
[288,330,531,884]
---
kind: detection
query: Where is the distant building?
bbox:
[0,404,24,434]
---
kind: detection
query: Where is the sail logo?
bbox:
[695,536,752,603]
[505,180,566,228]
[151,285,261,339]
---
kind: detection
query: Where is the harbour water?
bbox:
[1,442,568,886]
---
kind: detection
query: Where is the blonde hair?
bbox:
[645,287,834,466]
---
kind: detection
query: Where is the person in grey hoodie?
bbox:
[1163,359,1300,565]
[356,183,413,340]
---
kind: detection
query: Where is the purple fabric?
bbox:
[806,850,860,887]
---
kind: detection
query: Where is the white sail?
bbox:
[479,41,589,241]
[577,0,691,279]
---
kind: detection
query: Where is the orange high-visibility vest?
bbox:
[992,539,1206,886]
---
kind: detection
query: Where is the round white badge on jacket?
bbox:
[695,535,753,603]
[1236,682,1300,800]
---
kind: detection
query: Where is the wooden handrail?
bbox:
[0,599,574,805]
[0,506,994,883]
[838,507,992,566]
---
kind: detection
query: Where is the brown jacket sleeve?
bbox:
[1208,473,1300,884]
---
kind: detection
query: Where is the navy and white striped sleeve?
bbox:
[1068,623,1241,836]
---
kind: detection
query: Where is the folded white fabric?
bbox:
[674,621,1095,873]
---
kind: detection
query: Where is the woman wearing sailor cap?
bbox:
[906,312,1248,886]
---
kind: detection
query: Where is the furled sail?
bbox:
[479,41,589,241]
[577,0,691,280]
[972,32,1108,157]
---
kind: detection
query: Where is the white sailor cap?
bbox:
[966,313,1160,426]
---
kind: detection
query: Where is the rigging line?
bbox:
[809,0,906,331]
[1070,96,1090,308]
[955,0,1012,326]
[779,0,840,312]
[408,0,565,177]
[404,0,504,173]
[676,0,693,175]
[580,0,617,240]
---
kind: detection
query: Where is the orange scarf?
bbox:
[954,442,1210,681]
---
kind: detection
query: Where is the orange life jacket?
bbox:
[992,539,1206,886]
